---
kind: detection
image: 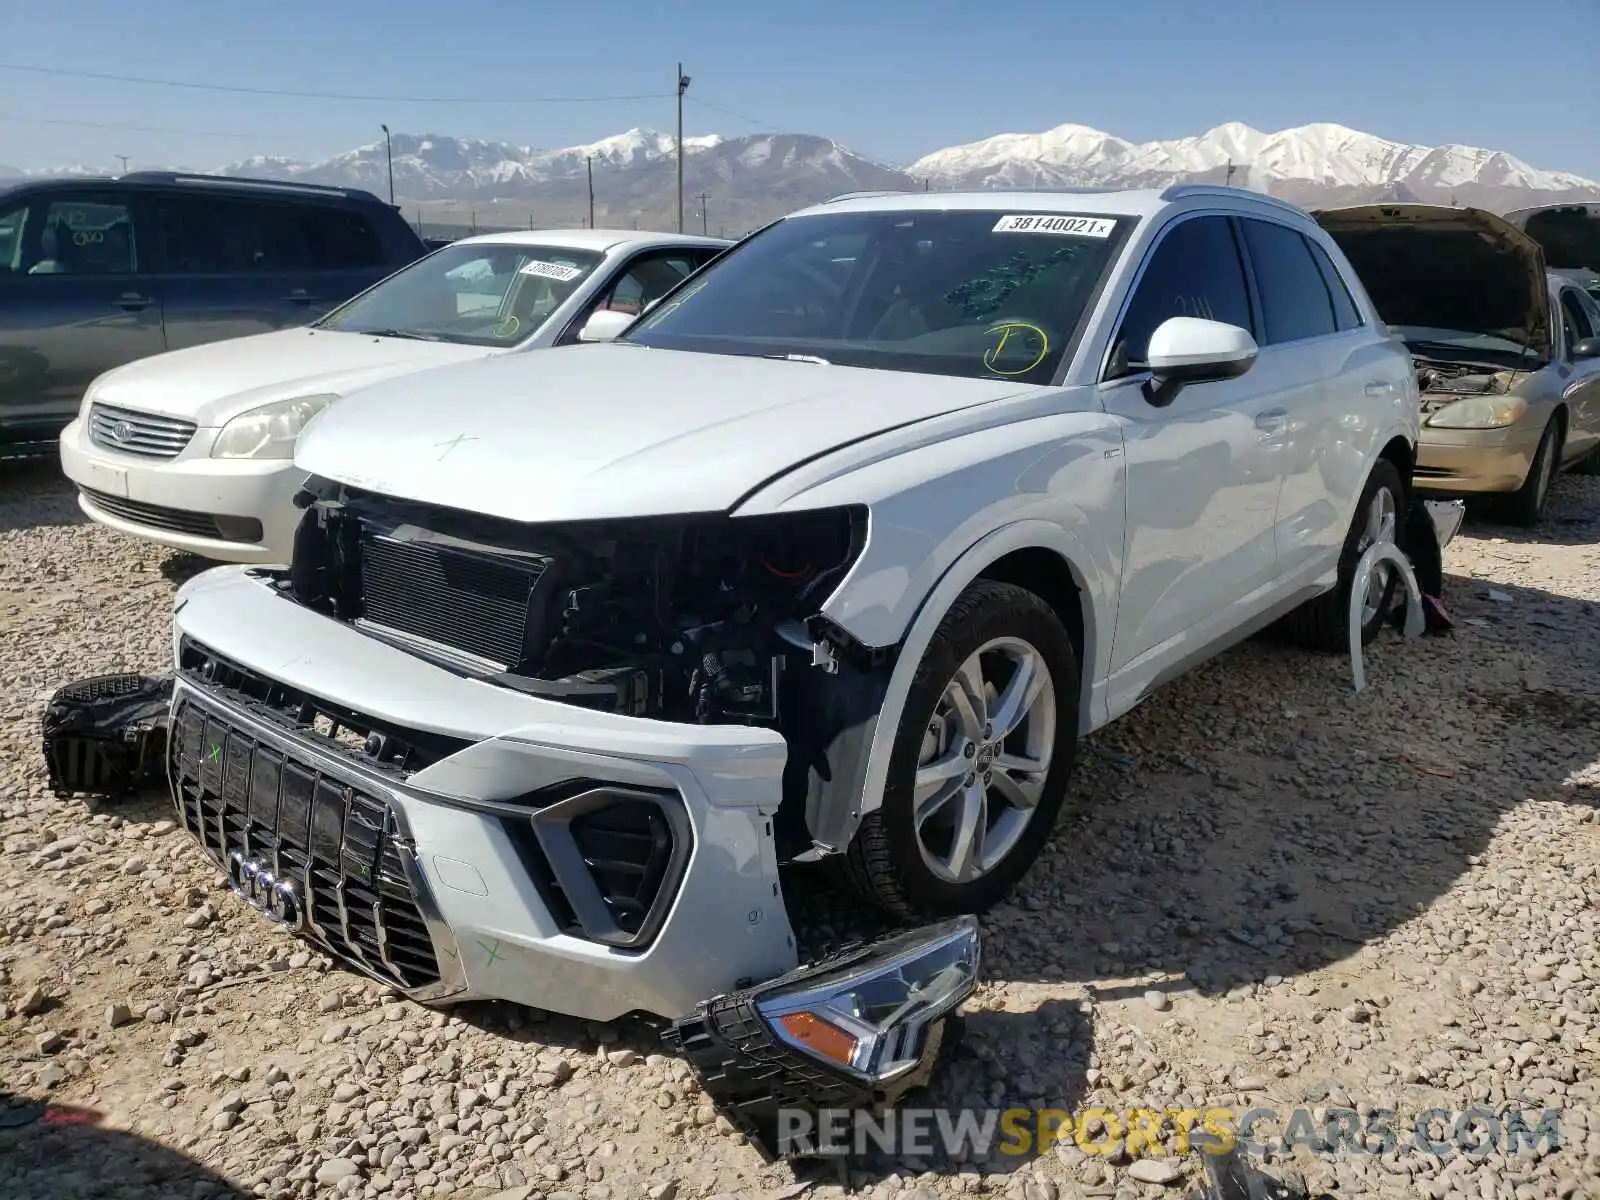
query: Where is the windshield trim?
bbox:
[313,241,607,348]
[618,209,1135,387]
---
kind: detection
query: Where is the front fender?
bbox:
[848,518,1113,835]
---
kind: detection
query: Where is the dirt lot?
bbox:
[1,462,1597,1200]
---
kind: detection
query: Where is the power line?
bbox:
[0,112,293,140]
[0,62,669,105]
[685,94,787,134]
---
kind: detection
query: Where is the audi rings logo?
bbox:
[227,852,304,930]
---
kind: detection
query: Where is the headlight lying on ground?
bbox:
[663,916,980,1161]
[760,917,978,1083]
[1425,395,1528,429]
[212,394,337,459]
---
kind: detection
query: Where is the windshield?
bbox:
[623,209,1131,384]
[317,242,604,346]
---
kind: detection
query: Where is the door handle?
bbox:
[1254,407,1289,433]
[113,292,152,312]
[1365,380,1395,398]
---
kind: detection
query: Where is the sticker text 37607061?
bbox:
[519,260,585,282]
[993,215,1116,238]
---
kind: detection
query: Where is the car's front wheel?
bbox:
[840,580,1079,919]
[1501,417,1561,526]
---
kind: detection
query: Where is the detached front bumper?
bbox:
[169,566,797,1021]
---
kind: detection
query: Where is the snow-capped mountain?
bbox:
[909,121,1597,210]
[10,120,1597,234]
[218,129,733,200]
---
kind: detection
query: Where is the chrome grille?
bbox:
[89,402,197,459]
[169,693,444,992]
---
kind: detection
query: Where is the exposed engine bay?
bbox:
[1413,357,1519,413]
[283,476,873,727]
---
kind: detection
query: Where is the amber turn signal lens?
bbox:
[775,1011,858,1067]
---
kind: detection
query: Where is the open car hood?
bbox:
[1313,203,1550,360]
[1503,202,1600,276]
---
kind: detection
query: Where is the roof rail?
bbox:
[119,171,377,201]
[1159,183,1307,215]
[823,189,919,204]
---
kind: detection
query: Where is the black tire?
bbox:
[1279,458,1406,653]
[1501,418,1561,526]
[839,580,1079,919]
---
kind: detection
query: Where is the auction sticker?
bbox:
[993,214,1115,238]
[519,260,585,282]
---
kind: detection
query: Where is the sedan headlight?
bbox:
[212,394,337,460]
[1425,395,1528,429]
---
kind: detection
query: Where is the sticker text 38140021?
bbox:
[993,214,1116,238]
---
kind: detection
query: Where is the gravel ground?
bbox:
[1,462,1597,1200]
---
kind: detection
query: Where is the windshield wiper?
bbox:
[761,352,832,365]
[356,328,446,342]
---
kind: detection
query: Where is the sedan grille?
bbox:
[169,692,444,992]
[79,488,263,544]
[89,403,197,459]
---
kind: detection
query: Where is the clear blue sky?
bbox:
[2,0,1596,177]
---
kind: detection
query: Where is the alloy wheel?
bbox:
[912,637,1056,885]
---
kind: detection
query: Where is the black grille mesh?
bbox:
[170,696,442,991]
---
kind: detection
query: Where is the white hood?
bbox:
[87,328,492,427]
[295,343,1039,522]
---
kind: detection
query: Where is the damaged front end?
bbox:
[38,476,982,1160]
[282,476,890,860]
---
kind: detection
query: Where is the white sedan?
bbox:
[58,228,729,563]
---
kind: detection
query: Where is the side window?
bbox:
[597,252,699,316]
[1559,291,1593,356]
[0,201,28,273]
[1306,238,1363,331]
[24,194,139,276]
[1113,215,1252,372]
[1238,219,1337,344]
[291,206,385,271]
[157,198,308,273]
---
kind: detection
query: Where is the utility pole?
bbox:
[923,178,929,192]
[676,63,691,233]
[696,192,709,235]
[115,154,129,175]
[470,207,477,234]
[586,155,595,229]
[381,125,396,205]
[1225,158,1235,187]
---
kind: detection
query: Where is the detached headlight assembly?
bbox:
[212,394,337,460]
[1426,395,1528,429]
[663,916,980,1161]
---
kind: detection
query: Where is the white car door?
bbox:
[1096,213,1289,715]
[1235,216,1397,582]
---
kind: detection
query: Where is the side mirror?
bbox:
[1572,337,1600,360]
[576,309,636,343]
[1144,316,1259,407]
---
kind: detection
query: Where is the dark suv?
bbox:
[0,172,426,454]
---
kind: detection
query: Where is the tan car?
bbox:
[1315,204,1600,525]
